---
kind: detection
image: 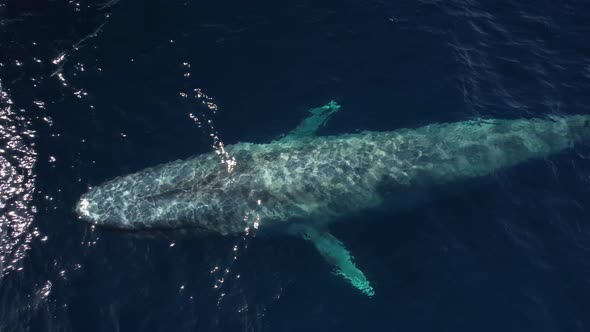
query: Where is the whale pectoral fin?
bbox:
[298,225,375,297]
[278,100,341,142]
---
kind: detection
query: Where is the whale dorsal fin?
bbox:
[278,101,341,142]
[293,224,375,297]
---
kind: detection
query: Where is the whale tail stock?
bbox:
[562,114,590,142]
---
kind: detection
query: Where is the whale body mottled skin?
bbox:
[75,102,590,296]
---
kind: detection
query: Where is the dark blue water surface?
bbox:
[2,0,590,331]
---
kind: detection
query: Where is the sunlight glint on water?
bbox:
[178,63,267,308]
[0,79,39,275]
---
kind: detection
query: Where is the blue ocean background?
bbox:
[1,0,590,331]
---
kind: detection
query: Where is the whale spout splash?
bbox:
[76,101,590,296]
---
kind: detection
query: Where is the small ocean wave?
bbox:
[441,0,590,121]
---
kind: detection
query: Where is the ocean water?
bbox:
[1,0,590,331]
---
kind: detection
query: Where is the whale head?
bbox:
[74,179,167,231]
[74,154,247,235]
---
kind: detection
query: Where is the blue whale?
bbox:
[76,102,590,296]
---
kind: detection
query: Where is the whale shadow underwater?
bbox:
[76,101,590,296]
